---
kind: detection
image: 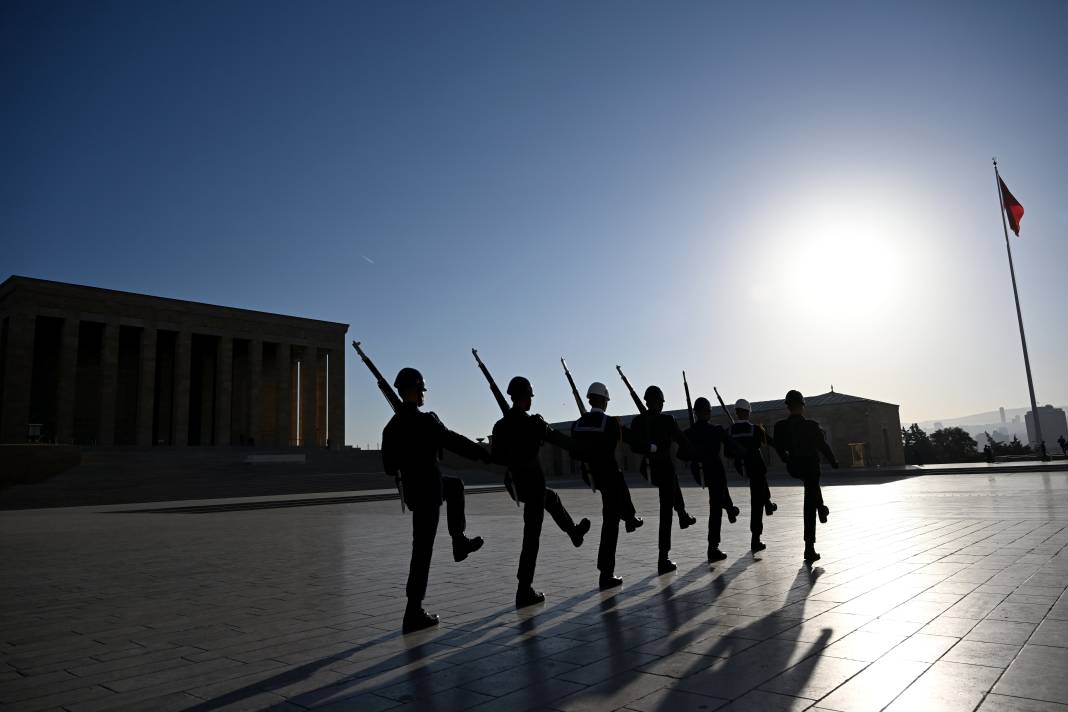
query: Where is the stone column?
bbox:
[248,339,262,446]
[301,346,319,448]
[214,336,233,446]
[97,321,119,447]
[0,313,35,443]
[276,342,291,447]
[136,327,157,446]
[328,345,345,450]
[173,330,192,446]
[55,316,80,444]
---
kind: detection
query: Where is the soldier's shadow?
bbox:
[181,559,831,711]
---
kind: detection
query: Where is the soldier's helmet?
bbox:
[693,396,712,413]
[785,390,805,406]
[394,367,426,392]
[587,382,610,400]
[644,385,664,402]
[507,376,534,398]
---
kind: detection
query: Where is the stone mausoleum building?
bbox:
[0,277,347,449]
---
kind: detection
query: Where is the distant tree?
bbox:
[902,424,936,464]
[1002,435,1033,457]
[929,427,981,463]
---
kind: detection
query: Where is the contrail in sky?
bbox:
[362,255,375,265]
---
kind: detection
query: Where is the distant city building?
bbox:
[547,391,904,476]
[1025,405,1068,449]
[0,276,347,448]
[999,406,1006,423]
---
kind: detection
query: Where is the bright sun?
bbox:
[768,201,905,320]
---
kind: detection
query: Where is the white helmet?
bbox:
[735,398,752,412]
[587,382,610,400]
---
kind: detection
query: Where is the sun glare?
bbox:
[767,200,906,321]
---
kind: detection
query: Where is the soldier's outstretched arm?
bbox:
[541,418,573,451]
[431,413,491,463]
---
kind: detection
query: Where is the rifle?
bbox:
[616,365,649,480]
[615,365,647,415]
[560,358,595,491]
[561,358,587,416]
[683,370,705,488]
[713,387,736,424]
[471,348,519,506]
[351,341,406,512]
[472,349,510,416]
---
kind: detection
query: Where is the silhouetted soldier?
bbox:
[730,398,778,553]
[772,390,839,562]
[1058,435,1067,456]
[492,376,591,608]
[625,385,697,574]
[382,367,491,633]
[571,381,643,590]
[685,397,741,562]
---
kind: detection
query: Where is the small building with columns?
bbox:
[0,276,346,449]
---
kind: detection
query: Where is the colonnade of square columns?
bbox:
[0,312,345,449]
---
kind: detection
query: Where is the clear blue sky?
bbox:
[3,1,1066,447]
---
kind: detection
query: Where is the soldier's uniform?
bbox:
[772,390,838,561]
[382,371,489,632]
[625,386,696,573]
[492,377,590,606]
[571,396,642,588]
[729,405,777,552]
[685,408,740,561]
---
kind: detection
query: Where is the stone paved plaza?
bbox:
[3,471,1068,712]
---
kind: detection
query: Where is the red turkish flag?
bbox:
[999,176,1024,236]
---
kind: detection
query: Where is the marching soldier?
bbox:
[492,376,591,608]
[382,367,491,633]
[772,390,839,562]
[729,398,778,554]
[625,385,698,575]
[685,397,741,562]
[571,381,644,590]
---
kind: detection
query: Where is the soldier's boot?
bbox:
[452,535,484,562]
[599,574,623,591]
[515,585,545,609]
[804,546,821,563]
[765,502,778,516]
[678,512,697,529]
[726,506,740,524]
[751,539,767,553]
[570,518,591,547]
[657,558,677,575]
[624,516,644,533]
[707,547,727,562]
[402,604,439,633]
[817,505,830,524]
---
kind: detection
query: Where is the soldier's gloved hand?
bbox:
[648,444,658,454]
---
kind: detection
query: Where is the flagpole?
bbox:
[992,158,1046,460]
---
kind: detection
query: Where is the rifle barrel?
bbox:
[472,349,510,415]
[713,386,736,424]
[683,370,695,427]
[615,365,647,415]
[561,358,587,415]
